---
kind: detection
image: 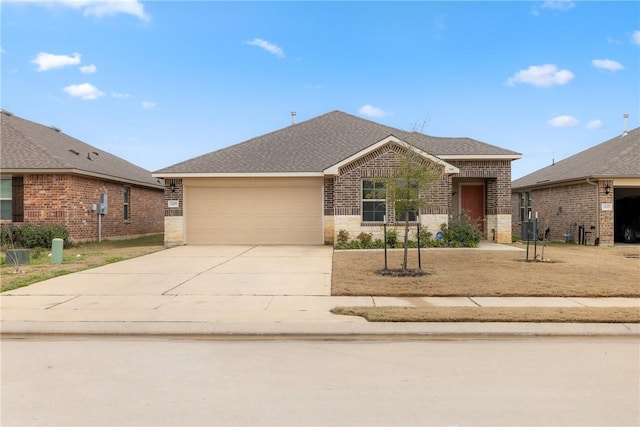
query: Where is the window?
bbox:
[394,178,418,222]
[362,180,386,222]
[519,192,531,221]
[395,206,417,222]
[0,178,11,220]
[123,187,130,220]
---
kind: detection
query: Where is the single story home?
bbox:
[154,110,522,246]
[0,109,164,242]
[511,125,640,246]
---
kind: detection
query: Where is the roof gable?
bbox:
[1,110,162,188]
[323,135,459,175]
[512,127,640,189]
[155,110,521,176]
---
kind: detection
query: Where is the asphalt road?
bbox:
[2,337,638,426]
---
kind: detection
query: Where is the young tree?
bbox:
[371,146,445,272]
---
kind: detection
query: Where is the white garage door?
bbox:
[184,177,323,245]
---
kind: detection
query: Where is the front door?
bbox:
[460,184,484,234]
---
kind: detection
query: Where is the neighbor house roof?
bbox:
[1,110,162,189]
[512,126,640,190]
[155,110,521,176]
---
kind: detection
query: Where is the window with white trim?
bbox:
[0,178,12,220]
[362,180,386,222]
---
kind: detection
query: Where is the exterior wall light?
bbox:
[604,183,611,195]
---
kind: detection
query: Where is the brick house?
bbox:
[511,126,640,246]
[0,110,164,242]
[154,111,521,246]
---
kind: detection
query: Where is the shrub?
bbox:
[385,229,398,247]
[336,229,350,248]
[373,239,385,249]
[440,213,482,248]
[356,232,374,249]
[348,239,362,249]
[0,224,70,249]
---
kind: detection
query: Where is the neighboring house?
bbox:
[0,109,164,242]
[154,111,521,246]
[511,126,640,246]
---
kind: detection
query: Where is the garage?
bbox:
[184,177,323,245]
[614,186,640,243]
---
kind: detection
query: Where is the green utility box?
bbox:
[51,238,63,264]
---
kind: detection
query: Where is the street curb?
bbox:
[2,321,639,339]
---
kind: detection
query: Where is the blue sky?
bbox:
[2,0,639,179]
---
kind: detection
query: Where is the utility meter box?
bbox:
[99,193,108,215]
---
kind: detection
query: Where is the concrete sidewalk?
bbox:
[2,244,639,338]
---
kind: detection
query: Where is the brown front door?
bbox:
[460,184,484,233]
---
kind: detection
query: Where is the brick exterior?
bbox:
[323,146,514,243]
[4,173,164,242]
[511,179,614,245]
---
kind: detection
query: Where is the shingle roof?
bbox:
[155,110,521,174]
[1,110,162,188]
[512,126,640,189]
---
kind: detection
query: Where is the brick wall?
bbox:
[511,180,613,245]
[331,144,449,221]
[324,146,515,243]
[17,173,163,242]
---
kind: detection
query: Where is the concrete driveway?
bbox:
[6,245,334,297]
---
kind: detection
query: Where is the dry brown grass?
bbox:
[331,306,640,323]
[332,243,640,297]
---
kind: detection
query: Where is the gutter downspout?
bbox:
[586,178,599,242]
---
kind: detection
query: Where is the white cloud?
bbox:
[32,52,81,71]
[358,104,388,118]
[506,64,574,87]
[532,0,575,15]
[245,38,285,58]
[141,100,156,109]
[63,83,104,100]
[41,0,150,21]
[592,59,624,71]
[633,30,640,45]
[80,64,97,74]
[548,115,578,127]
[586,119,603,129]
[112,91,130,99]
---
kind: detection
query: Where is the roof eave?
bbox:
[153,172,325,178]
[439,154,523,160]
[1,168,163,189]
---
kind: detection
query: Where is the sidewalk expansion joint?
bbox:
[45,295,80,310]
[468,297,481,307]
[162,246,258,295]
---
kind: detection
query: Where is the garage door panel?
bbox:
[186,179,322,245]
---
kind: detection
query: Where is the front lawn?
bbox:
[332,243,640,297]
[1,234,165,292]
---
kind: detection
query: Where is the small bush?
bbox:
[336,229,350,247]
[373,239,385,249]
[1,224,70,249]
[348,239,362,249]
[440,213,482,248]
[356,232,374,248]
[385,229,398,247]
